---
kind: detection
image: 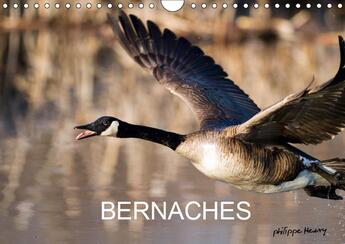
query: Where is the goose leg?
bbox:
[308,163,345,187]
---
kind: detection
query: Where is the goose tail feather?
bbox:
[321,158,345,190]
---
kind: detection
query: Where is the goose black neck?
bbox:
[117,122,184,150]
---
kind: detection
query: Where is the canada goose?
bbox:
[75,11,345,200]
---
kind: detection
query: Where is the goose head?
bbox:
[75,116,120,140]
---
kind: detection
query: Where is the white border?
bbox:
[1,2,343,9]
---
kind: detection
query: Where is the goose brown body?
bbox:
[176,129,305,192]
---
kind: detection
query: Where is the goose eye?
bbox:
[103,121,109,126]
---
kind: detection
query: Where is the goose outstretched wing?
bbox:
[235,36,345,145]
[107,11,260,130]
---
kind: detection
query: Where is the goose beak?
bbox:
[74,124,98,140]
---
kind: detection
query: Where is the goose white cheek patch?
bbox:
[101,121,119,137]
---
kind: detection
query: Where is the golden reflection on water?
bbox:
[1,9,345,244]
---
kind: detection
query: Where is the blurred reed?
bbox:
[0,1,344,123]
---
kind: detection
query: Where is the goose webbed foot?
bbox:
[304,186,343,200]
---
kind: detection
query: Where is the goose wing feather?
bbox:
[235,36,345,145]
[107,11,260,130]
